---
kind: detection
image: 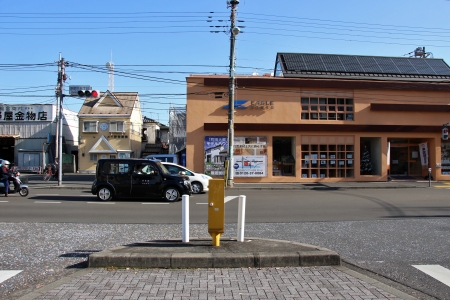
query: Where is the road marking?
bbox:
[225,196,238,203]
[0,270,22,283]
[34,201,61,204]
[142,203,169,205]
[79,195,95,197]
[196,196,239,205]
[35,194,59,196]
[87,202,115,204]
[413,265,450,287]
[0,201,8,203]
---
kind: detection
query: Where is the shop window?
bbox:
[360,137,381,176]
[301,136,354,178]
[441,142,450,175]
[301,97,354,121]
[272,137,295,176]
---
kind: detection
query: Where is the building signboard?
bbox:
[0,104,53,122]
[204,135,267,177]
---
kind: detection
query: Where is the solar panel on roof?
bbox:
[358,56,382,73]
[339,56,364,73]
[302,54,325,71]
[279,53,450,76]
[425,59,450,75]
[321,55,346,72]
[376,57,399,74]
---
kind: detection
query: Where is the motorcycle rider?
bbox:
[9,166,20,192]
[0,160,11,196]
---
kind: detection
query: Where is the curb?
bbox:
[88,238,341,269]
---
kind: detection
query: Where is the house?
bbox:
[140,116,169,157]
[0,103,78,172]
[78,91,142,173]
[186,52,450,182]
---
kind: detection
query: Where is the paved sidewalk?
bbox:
[21,266,417,300]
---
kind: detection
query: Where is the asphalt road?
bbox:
[0,187,449,299]
[0,188,449,223]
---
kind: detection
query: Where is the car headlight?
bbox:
[183,180,190,186]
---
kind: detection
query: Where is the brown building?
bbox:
[186,53,450,182]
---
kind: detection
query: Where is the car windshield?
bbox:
[156,161,171,175]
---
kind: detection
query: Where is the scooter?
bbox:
[0,171,29,197]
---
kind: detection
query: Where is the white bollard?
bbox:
[182,195,189,242]
[237,195,246,242]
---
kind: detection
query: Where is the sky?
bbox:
[1,0,450,125]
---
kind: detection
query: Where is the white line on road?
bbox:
[34,201,61,204]
[142,203,169,205]
[0,201,8,203]
[413,265,450,287]
[35,194,59,196]
[0,270,22,283]
[196,196,239,205]
[225,196,238,203]
[87,202,115,204]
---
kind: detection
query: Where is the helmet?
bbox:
[2,160,10,167]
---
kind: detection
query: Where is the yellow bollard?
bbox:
[208,179,225,246]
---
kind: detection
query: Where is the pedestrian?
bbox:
[1,160,11,196]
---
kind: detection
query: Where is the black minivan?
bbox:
[91,159,192,202]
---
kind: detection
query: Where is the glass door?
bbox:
[408,145,422,176]
[389,146,408,175]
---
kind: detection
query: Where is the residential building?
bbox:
[141,116,169,157]
[186,52,450,182]
[78,91,142,173]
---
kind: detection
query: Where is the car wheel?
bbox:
[164,187,180,202]
[97,187,113,201]
[191,182,203,194]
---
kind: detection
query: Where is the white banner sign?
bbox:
[419,142,428,166]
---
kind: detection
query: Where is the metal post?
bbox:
[428,168,432,187]
[227,0,239,188]
[57,54,65,186]
[182,195,189,242]
[237,195,246,242]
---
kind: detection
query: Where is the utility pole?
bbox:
[227,0,240,187]
[56,53,66,186]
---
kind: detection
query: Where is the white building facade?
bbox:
[0,103,78,172]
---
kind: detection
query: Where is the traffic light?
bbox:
[78,90,100,98]
[443,126,448,140]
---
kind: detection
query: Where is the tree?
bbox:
[360,145,373,175]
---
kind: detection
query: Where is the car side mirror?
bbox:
[179,171,186,175]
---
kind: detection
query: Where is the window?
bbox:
[301,136,354,178]
[301,97,354,121]
[89,154,98,161]
[83,121,98,132]
[110,121,125,132]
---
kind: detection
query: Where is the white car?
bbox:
[161,162,212,194]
